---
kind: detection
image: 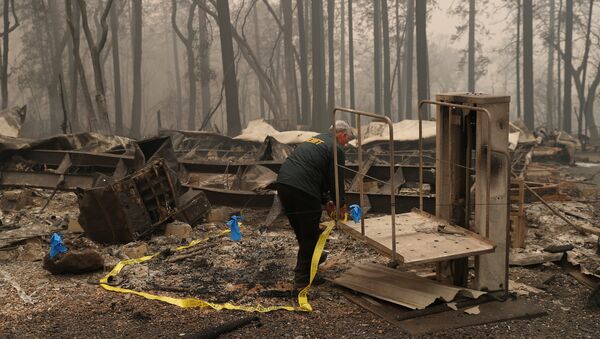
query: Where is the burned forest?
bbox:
[2,0,600,338]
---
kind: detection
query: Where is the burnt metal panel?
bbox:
[0,171,98,190]
[77,159,188,244]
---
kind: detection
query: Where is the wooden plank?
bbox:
[509,252,563,266]
[472,97,510,292]
[332,263,486,310]
[348,154,376,192]
[338,211,495,265]
[397,298,547,336]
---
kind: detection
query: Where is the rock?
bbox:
[67,218,84,233]
[164,222,193,239]
[121,242,148,259]
[207,206,235,223]
[43,249,104,275]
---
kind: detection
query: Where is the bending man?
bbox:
[276,120,355,290]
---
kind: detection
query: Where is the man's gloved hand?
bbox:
[325,201,336,218]
[325,201,347,220]
[339,204,347,221]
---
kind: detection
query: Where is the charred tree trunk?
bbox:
[282,0,299,126]
[348,0,355,111]
[327,0,335,113]
[516,0,521,118]
[0,0,17,109]
[298,0,310,124]
[522,0,534,130]
[199,4,211,126]
[110,2,123,135]
[66,0,96,132]
[468,0,475,92]
[252,3,265,119]
[67,0,80,131]
[172,0,197,131]
[171,30,183,130]
[130,0,142,137]
[415,0,429,118]
[340,0,346,107]
[546,0,555,129]
[382,0,391,117]
[395,0,402,120]
[311,0,327,131]
[373,0,382,114]
[79,0,113,134]
[563,0,572,133]
[403,0,414,118]
[216,0,241,136]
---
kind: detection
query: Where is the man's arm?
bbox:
[328,146,346,205]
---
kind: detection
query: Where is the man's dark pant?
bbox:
[277,184,322,282]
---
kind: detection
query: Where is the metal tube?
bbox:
[332,108,396,263]
[357,114,365,235]
[417,100,493,237]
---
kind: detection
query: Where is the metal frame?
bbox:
[332,107,397,263]
[418,100,493,236]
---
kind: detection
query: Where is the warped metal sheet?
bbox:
[333,263,486,310]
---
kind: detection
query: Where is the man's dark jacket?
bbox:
[276,133,345,204]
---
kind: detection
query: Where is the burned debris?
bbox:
[1,103,599,337]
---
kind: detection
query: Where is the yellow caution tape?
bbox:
[99,221,336,313]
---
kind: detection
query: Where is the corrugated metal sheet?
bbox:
[333,263,486,310]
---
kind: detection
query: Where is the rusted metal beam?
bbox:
[0,171,98,190]
[19,149,135,171]
[180,160,436,186]
[187,184,435,214]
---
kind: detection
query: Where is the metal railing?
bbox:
[332,107,398,263]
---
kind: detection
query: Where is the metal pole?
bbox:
[357,114,365,235]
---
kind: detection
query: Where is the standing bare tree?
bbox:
[415,0,430,117]
[66,0,80,131]
[282,0,299,125]
[110,1,123,135]
[78,0,113,134]
[130,0,142,137]
[198,3,211,126]
[311,0,327,131]
[382,0,391,117]
[516,0,521,118]
[373,0,382,114]
[327,0,335,113]
[172,0,198,130]
[297,0,310,124]
[66,0,96,132]
[0,0,18,109]
[522,0,534,129]
[402,0,414,117]
[562,0,572,132]
[216,0,241,136]
[546,0,555,129]
[348,0,355,111]
[340,0,346,107]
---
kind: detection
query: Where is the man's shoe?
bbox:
[318,250,329,265]
[293,273,326,292]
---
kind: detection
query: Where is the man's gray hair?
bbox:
[330,120,356,140]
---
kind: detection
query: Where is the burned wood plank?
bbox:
[397,298,547,336]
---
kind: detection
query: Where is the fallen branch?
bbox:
[524,183,600,236]
[0,269,36,304]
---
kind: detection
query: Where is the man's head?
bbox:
[331,120,356,146]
